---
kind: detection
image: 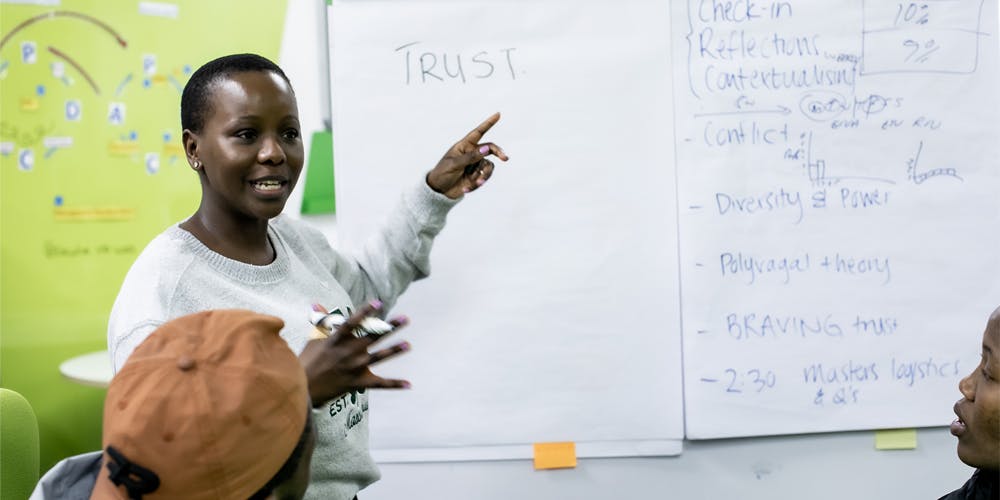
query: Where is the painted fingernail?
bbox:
[479,145,490,155]
[369,299,383,309]
[399,341,411,351]
[401,381,412,389]
[311,303,327,312]
[462,186,471,193]
[393,315,410,326]
[476,178,485,186]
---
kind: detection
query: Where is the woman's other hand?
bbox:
[299,300,411,406]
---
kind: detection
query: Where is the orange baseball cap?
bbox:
[91,309,308,499]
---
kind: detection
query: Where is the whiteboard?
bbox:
[329,0,1000,448]
[673,0,1000,438]
[329,0,685,459]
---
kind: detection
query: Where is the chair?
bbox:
[1,388,40,500]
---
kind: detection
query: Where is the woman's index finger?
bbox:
[460,112,501,144]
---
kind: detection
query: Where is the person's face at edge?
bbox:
[952,305,1000,470]
[185,70,304,223]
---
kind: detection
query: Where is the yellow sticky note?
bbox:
[20,97,40,111]
[108,141,140,156]
[162,143,184,156]
[875,428,917,450]
[533,442,576,470]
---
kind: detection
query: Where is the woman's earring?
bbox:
[192,160,201,170]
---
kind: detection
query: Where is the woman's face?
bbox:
[951,306,1000,470]
[185,70,304,223]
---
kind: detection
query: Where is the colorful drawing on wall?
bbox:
[0,0,288,472]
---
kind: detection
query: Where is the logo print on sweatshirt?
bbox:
[324,303,372,432]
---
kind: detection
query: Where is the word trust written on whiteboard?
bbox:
[394,41,519,85]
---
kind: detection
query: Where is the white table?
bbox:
[59,350,113,388]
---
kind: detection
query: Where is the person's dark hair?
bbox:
[180,53,293,133]
[247,410,313,500]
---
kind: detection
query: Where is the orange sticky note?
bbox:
[533,442,576,470]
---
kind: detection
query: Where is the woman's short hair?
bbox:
[180,53,293,133]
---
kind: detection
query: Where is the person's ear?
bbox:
[182,129,201,171]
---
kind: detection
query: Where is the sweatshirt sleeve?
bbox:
[109,321,163,373]
[106,231,187,374]
[317,179,460,313]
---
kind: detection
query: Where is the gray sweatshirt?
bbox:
[107,179,458,500]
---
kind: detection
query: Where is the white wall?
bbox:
[276,1,990,498]
[366,429,971,500]
[279,0,335,234]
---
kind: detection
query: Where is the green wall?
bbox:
[0,0,288,473]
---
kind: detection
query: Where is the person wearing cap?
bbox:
[33,309,313,499]
[105,53,507,499]
[938,305,1000,499]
